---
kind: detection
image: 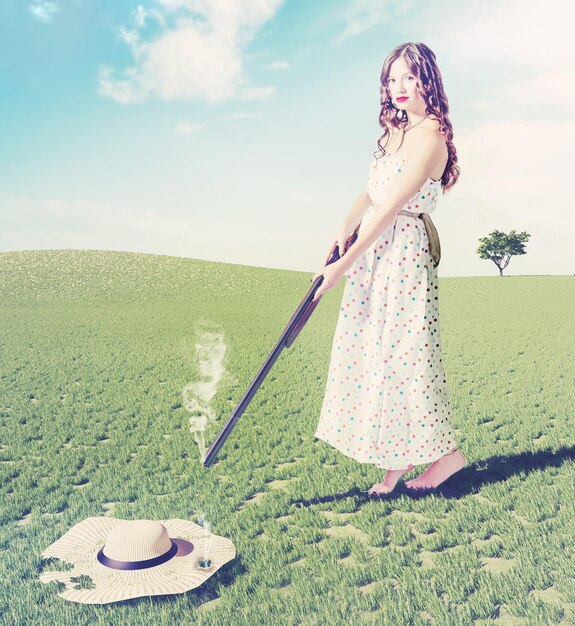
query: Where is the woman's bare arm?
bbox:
[340,190,372,235]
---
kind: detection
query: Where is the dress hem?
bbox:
[313,433,457,471]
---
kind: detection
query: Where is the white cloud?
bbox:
[225,111,259,120]
[119,27,139,46]
[263,61,290,70]
[133,5,166,28]
[332,0,415,44]
[455,118,574,218]
[237,85,275,100]
[98,0,285,104]
[98,67,141,106]
[291,188,313,203]
[41,199,113,216]
[418,0,575,114]
[28,1,60,23]
[173,121,205,135]
[157,0,193,9]
[334,0,386,41]
[424,0,574,71]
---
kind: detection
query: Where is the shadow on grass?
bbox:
[291,445,574,507]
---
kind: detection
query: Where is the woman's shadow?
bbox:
[291,445,574,506]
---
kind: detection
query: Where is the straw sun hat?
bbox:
[39,517,236,604]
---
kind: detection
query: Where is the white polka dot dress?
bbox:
[314,153,457,470]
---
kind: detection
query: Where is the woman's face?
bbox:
[385,56,424,113]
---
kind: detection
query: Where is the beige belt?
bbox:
[397,209,441,268]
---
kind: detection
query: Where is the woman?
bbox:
[311,42,466,495]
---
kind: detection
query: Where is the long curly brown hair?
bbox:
[374,42,460,191]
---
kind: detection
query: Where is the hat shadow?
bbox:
[109,551,245,609]
[291,445,574,507]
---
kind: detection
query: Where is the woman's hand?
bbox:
[322,222,357,265]
[310,259,346,302]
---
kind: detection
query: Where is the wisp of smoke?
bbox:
[183,319,236,461]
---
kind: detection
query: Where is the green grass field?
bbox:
[1,249,574,626]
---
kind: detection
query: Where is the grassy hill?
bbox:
[1,250,574,625]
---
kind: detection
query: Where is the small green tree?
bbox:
[477,229,530,276]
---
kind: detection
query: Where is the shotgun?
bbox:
[202,225,360,467]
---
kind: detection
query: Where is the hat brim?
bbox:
[39,517,235,604]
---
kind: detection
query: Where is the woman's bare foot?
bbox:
[405,448,466,490]
[368,463,415,495]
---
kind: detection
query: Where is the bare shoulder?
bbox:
[413,124,447,155]
[410,123,448,178]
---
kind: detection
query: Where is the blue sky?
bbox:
[1,0,573,277]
